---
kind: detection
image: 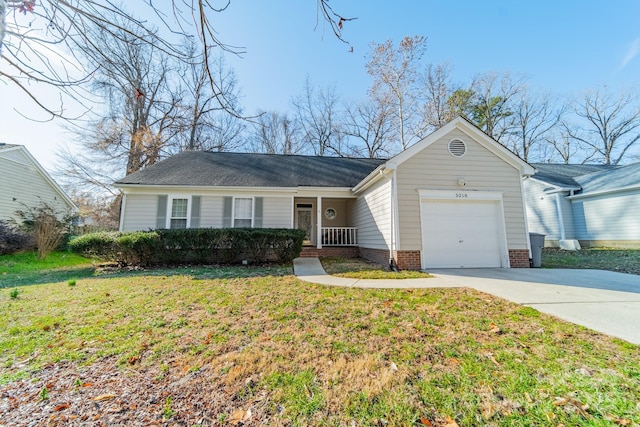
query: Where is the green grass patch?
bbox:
[0,273,638,425]
[542,248,640,275]
[0,251,97,288]
[321,257,432,279]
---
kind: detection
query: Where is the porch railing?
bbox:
[321,227,358,246]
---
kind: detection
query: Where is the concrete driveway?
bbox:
[429,268,640,345]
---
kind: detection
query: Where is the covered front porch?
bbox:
[294,196,358,249]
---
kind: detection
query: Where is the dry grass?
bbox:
[1,271,638,425]
[321,257,432,279]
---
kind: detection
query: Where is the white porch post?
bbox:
[316,196,322,249]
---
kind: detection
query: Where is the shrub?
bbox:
[14,202,77,260]
[69,228,305,266]
[68,231,120,260]
[0,220,33,255]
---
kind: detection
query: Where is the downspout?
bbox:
[554,193,566,241]
[389,166,399,271]
[118,193,127,232]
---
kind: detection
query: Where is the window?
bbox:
[233,197,253,227]
[170,198,188,229]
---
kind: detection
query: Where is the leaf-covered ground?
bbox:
[542,248,640,275]
[1,271,638,426]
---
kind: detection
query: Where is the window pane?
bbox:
[234,198,252,219]
[234,218,252,228]
[171,199,188,218]
[170,219,187,229]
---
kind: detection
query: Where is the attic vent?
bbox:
[448,139,467,157]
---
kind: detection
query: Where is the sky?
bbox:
[2,0,640,174]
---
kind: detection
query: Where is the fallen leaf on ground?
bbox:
[93,393,116,401]
[419,417,433,426]
[442,415,459,427]
[604,414,631,425]
[53,403,70,411]
[489,322,501,333]
[229,407,252,425]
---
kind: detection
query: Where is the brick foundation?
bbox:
[394,250,422,270]
[300,246,359,258]
[359,248,423,270]
[358,247,391,267]
[509,249,531,268]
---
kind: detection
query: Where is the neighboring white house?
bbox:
[525,162,640,248]
[0,143,76,222]
[115,117,535,269]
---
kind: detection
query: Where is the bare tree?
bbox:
[564,86,640,165]
[1,1,352,118]
[468,72,525,142]
[249,111,302,155]
[178,49,244,152]
[57,16,184,193]
[421,62,457,131]
[365,35,427,150]
[292,78,346,156]
[507,89,564,162]
[344,99,395,158]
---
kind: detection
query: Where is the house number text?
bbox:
[455,193,469,198]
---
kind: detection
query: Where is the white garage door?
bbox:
[420,197,505,269]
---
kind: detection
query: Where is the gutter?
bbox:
[352,162,395,194]
[567,184,640,200]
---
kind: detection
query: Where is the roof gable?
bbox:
[387,116,535,176]
[0,144,76,210]
[115,151,386,188]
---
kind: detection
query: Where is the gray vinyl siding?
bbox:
[558,193,576,239]
[121,193,292,231]
[353,177,392,250]
[572,190,640,241]
[0,155,70,222]
[200,196,224,228]
[396,128,528,250]
[121,194,157,231]
[263,197,292,228]
[524,179,563,241]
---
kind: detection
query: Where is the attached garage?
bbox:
[419,190,509,268]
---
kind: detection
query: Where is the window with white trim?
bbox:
[170,198,189,229]
[233,197,253,228]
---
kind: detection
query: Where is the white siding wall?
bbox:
[121,194,157,231]
[263,197,292,228]
[396,128,529,250]
[0,155,70,221]
[572,190,640,241]
[321,199,349,227]
[353,178,391,249]
[524,179,563,241]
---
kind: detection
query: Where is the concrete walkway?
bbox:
[293,258,640,344]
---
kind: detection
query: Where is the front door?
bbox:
[296,207,314,246]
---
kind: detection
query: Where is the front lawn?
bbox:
[0,251,97,288]
[542,248,640,275]
[321,257,433,279]
[1,270,638,425]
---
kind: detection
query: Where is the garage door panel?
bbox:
[420,198,504,269]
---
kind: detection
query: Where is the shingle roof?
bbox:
[0,143,20,151]
[530,163,618,188]
[575,162,640,194]
[531,162,640,195]
[115,151,387,188]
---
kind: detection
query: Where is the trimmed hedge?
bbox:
[69,228,305,266]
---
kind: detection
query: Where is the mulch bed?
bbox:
[1,359,272,426]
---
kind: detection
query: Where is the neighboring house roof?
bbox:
[530,163,618,189]
[115,151,387,188]
[0,143,20,150]
[530,162,640,196]
[574,162,640,195]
